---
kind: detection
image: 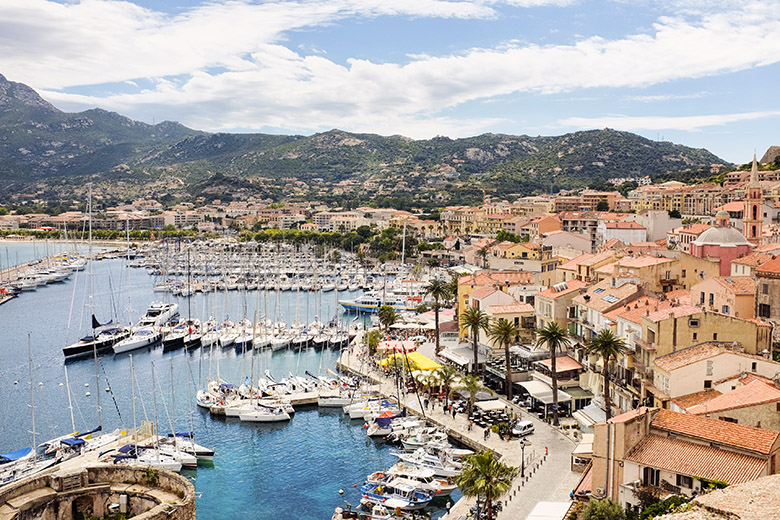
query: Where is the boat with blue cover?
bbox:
[360,478,433,510]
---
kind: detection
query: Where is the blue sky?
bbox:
[2,0,780,164]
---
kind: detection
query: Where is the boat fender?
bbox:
[353,483,357,487]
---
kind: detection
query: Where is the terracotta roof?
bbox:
[756,256,780,275]
[536,355,583,373]
[715,372,775,386]
[558,253,592,271]
[573,279,641,312]
[604,296,665,325]
[671,389,723,410]
[664,289,691,305]
[573,463,593,496]
[652,409,779,455]
[616,255,673,268]
[470,286,499,299]
[688,380,780,415]
[654,343,726,372]
[715,201,745,212]
[579,250,619,267]
[625,434,768,485]
[605,221,645,229]
[601,238,625,250]
[606,406,655,424]
[487,303,534,314]
[714,276,756,294]
[672,223,712,236]
[536,279,589,300]
[645,304,702,323]
[459,271,535,286]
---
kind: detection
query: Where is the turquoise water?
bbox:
[0,255,456,519]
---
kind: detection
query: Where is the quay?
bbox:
[337,344,581,519]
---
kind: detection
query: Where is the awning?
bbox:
[377,340,417,352]
[439,349,471,366]
[517,380,573,405]
[380,351,441,371]
[474,399,507,412]
[573,403,606,428]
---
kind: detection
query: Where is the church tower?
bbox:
[743,154,763,245]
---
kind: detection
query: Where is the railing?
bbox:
[635,337,655,351]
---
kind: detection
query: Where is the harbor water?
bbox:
[0,251,458,519]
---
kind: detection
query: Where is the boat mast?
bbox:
[88,183,103,429]
[151,361,161,463]
[27,333,37,452]
[64,365,76,432]
[401,221,407,265]
[130,355,137,442]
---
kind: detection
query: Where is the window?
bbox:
[699,293,705,305]
[706,360,713,376]
[594,288,605,294]
[693,332,698,341]
[704,380,712,389]
[759,304,771,318]
[752,362,757,372]
[689,318,700,327]
[643,467,660,487]
[682,269,687,278]
[763,283,770,295]
[722,305,730,314]
[709,293,714,306]
[719,417,738,424]
[676,475,693,489]
[713,333,718,340]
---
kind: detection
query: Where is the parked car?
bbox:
[511,420,535,437]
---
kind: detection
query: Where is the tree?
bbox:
[477,246,490,268]
[587,329,629,420]
[535,322,571,426]
[456,374,491,415]
[434,365,461,408]
[460,306,490,376]
[596,200,610,212]
[582,499,626,520]
[668,209,681,219]
[424,278,451,353]
[488,318,520,400]
[455,451,517,520]
[377,305,398,334]
[365,329,383,356]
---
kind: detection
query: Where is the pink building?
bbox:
[689,210,754,276]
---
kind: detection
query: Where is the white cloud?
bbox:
[4,0,780,139]
[623,92,708,103]
[559,111,780,131]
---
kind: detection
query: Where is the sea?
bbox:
[0,242,458,519]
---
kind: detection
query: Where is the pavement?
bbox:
[338,341,582,520]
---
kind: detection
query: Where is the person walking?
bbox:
[452,407,457,419]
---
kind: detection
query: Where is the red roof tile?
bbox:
[652,409,779,455]
[688,380,780,415]
[625,434,767,485]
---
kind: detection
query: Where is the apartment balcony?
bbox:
[634,363,653,379]
[659,274,679,284]
[635,337,656,351]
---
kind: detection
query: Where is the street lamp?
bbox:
[520,439,529,478]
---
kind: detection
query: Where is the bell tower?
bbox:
[743,154,763,245]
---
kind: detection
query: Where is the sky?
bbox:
[1,0,779,164]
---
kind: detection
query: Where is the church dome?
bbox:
[715,209,730,219]
[692,225,753,248]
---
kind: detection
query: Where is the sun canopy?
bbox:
[61,437,85,447]
[0,446,32,464]
[475,399,506,412]
[517,380,573,405]
[380,351,442,371]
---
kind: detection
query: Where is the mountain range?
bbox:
[0,73,729,208]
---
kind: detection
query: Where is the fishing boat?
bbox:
[360,478,433,511]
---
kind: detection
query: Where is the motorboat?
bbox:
[369,462,457,497]
[137,302,179,328]
[391,448,462,477]
[113,328,161,354]
[360,478,433,511]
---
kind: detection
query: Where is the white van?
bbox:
[511,420,535,437]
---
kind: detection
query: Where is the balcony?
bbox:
[634,364,653,379]
[660,275,679,284]
[635,337,656,351]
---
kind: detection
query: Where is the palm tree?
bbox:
[377,305,398,334]
[434,365,461,408]
[535,322,571,427]
[455,451,517,520]
[488,318,520,400]
[477,246,490,268]
[587,329,629,421]
[460,306,490,376]
[456,374,491,415]
[424,278,451,354]
[448,273,462,315]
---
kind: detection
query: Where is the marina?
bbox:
[0,241,460,520]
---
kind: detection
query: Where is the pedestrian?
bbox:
[468,421,473,431]
[446,500,452,512]
[483,427,489,440]
[452,407,457,419]
[424,397,429,409]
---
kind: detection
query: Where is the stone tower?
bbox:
[743,154,763,245]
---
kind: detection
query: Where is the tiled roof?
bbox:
[558,253,592,271]
[536,355,584,373]
[756,256,780,275]
[671,389,723,410]
[714,276,756,294]
[470,286,499,299]
[537,279,589,300]
[715,372,774,386]
[625,434,768,485]
[605,221,645,229]
[652,409,779,455]
[671,223,712,236]
[616,255,673,268]
[487,303,534,314]
[715,201,745,212]
[604,296,664,325]
[458,271,535,286]
[573,279,641,312]
[645,304,702,323]
[688,380,780,415]
[654,343,726,372]
[579,250,619,267]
